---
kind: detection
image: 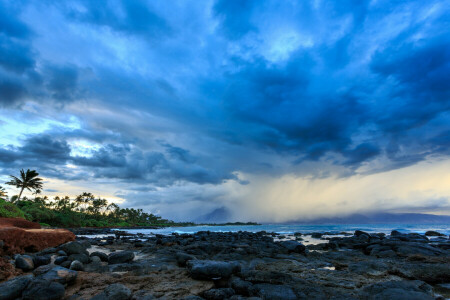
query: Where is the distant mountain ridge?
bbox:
[195,207,232,223]
[286,213,450,224]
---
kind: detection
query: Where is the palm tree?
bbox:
[0,186,7,199]
[6,169,44,202]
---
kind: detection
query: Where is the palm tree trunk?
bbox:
[17,186,25,202]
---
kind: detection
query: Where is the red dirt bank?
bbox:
[0,217,75,255]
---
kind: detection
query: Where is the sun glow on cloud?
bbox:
[229,158,450,223]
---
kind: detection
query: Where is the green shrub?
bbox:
[0,198,25,218]
[21,203,56,223]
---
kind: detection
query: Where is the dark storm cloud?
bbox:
[44,65,80,101]
[65,0,171,38]
[213,0,257,40]
[0,0,449,187]
[0,133,236,186]
[0,2,31,38]
[0,77,28,107]
[0,36,35,74]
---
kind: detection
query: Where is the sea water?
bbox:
[121,223,450,236]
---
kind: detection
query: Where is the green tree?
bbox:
[6,169,43,202]
[0,186,7,199]
[75,192,95,213]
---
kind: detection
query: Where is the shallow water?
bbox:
[120,223,450,236]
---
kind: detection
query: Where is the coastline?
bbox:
[1,222,449,299]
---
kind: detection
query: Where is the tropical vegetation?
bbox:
[0,169,191,227]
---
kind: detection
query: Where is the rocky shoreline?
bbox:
[0,228,449,299]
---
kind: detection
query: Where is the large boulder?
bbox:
[21,279,65,300]
[176,252,196,266]
[279,241,306,254]
[15,255,34,271]
[38,266,78,285]
[392,262,450,284]
[33,255,51,267]
[91,283,132,300]
[361,280,434,300]
[108,251,135,264]
[0,274,33,300]
[187,260,234,280]
[59,241,87,255]
[425,230,446,237]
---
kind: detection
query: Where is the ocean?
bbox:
[121,223,450,236]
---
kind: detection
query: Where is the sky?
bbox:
[0,0,449,222]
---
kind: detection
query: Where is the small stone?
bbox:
[15,255,34,271]
[33,255,51,267]
[54,256,68,265]
[70,260,84,271]
[90,251,108,262]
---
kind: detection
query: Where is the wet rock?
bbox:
[311,233,323,238]
[90,251,108,262]
[61,261,72,268]
[395,243,443,257]
[176,252,196,266]
[33,264,53,276]
[68,253,90,264]
[187,260,234,280]
[354,230,370,237]
[230,277,253,296]
[361,280,434,300]
[91,283,132,300]
[348,261,389,276]
[108,251,135,264]
[38,266,78,285]
[279,241,306,254]
[22,279,65,300]
[392,262,450,284]
[425,230,446,237]
[78,240,91,249]
[54,256,68,265]
[90,256,101,263]
[57,250,67,256]
[203,288,235,300]
[70,260,84,271]
[0,274,33,300]
[391,230,403,236]
[253,284,297,300]
[60,241,87,255]
[39,247,57,255]
[33,255,51,267]
[15,255,34,271]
